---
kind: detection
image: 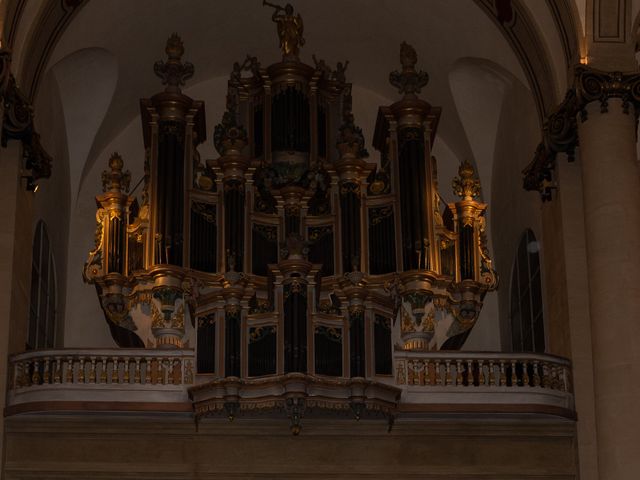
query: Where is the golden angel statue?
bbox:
[264,1,305,59]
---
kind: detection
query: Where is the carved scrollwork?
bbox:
[477,216,498,290]
[83,208,106,282]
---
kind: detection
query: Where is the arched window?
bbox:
[27,221,57,350]
[510,229,544,352]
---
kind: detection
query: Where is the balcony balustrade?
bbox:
[394,351,574,413]
[6,348,574,419]
[6,348,195,412]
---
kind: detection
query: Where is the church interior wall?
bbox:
[1,1,610,478]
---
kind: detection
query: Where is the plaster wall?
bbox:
[489,74,543,352]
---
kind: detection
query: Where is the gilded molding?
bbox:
[189,373,400,434]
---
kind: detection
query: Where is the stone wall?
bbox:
[4,413,577,479]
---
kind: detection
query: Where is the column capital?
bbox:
[1,74,52,183]
[523,65,640,200]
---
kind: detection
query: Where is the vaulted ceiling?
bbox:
[6,0,580,204]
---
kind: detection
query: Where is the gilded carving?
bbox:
[452,161,481,200]
[151,302,164,329]
[83,208,105,281]
[264,1,305,60]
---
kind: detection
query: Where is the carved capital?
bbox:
[2,75,53,180]
[523,65,640,200]
[575,65,640,116]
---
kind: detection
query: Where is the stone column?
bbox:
[577,97,640,479]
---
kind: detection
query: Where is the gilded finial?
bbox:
[153,33,194,93]
[452,160,481,200]
[101,152,131,193]
[389,42,429,98]
[263,1,305,61]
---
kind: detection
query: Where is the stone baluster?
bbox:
[466,359,474,386]
[445,359,453,385]
[499,360,506,386]
[123,357,130,383]
[66,357,74,383]
[434,360,442,385]
[455,359,463,386]
[522,360,530,387]
[31,360,40,385]
[510,360,517,386]
[161,357,166,384]
[542,363,550,388]
[488,360,496,386]
[416,360,425,386]
[100,357,108,383]
[42,357,51,384]
[54,357,62,383]
[533,360,541,386]
[78,358,86,383]
[111,357,119,383]
[562,366,570,392]
[89,357,97,383]
[134,357,142,383]
[551,365,559,390]
[477,360,485,386]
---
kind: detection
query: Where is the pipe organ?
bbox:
[84,6,497,382]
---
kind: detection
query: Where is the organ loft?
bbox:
[82,2,499,431]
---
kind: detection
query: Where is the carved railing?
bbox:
[5,348,574,416]
[9,348,195,387]
[393,351,574,412]
[6,348,195,410]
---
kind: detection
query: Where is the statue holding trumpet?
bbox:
[263,1,305,60]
